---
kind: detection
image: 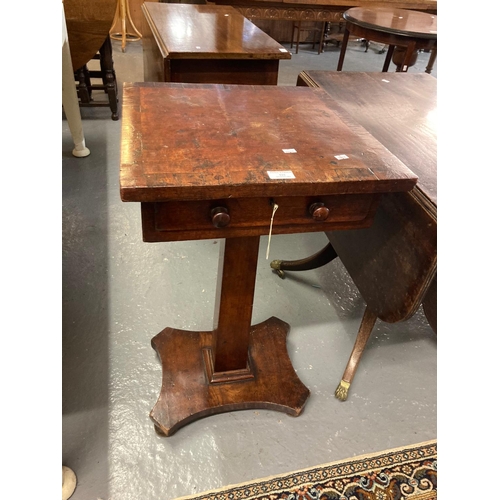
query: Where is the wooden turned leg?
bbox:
[149,236,310,436]
[99,36,119,121]
[75,66,91,104]
[335,307,377,401]
[270,243,337,279]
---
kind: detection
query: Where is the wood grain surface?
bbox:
[142,2,291,59]
[344,6,437,37]
[120,83,417,203]
[64,0,116,70]
[297,71,436,324]
[298,71,436,204]
[150,317,310,436]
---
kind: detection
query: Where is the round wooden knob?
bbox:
[309,202,330,221]
[211,207,230,228]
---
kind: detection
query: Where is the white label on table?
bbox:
[267,170,296,179]
[279,48,289,53]
[334,154,349,160]
[282,148,297,153]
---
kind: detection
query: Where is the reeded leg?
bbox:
[335,307,377,401]
[270,243,337,279]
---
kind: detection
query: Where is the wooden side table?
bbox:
[336,7,437,73]
[141,3,291,85]
[120,82,417,436]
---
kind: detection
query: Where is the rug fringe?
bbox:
[173,439,437,500]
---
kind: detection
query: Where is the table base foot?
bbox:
[150,317,310,436]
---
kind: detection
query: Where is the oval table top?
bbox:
[343,7,437,39]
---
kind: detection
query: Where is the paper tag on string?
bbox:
[266,203,279,260]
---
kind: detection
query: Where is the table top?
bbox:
[343,7,437,39]
[120,82,417,203]
[142,2,291,60]
[64,0,116,71]
[300,71,436,206]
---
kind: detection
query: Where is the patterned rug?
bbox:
[176,440,437,500]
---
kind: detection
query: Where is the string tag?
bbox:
[266,203,279,260]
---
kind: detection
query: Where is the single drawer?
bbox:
[141,193,380,242]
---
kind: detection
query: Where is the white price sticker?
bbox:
[267,171,296,180]
[334,154,349,160]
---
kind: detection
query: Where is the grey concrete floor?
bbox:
[62,36,437,500]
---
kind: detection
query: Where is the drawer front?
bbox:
[141,194,380,242]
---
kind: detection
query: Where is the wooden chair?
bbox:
[290,21,326,54]
[323,22,369,52]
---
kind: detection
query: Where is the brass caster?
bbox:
[270,260,286,279]
[334,380,350,401]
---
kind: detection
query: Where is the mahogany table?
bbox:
[141,3,291,85]
[273,71,437,400]
[120,82,417,436]
[337,7,437,73]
